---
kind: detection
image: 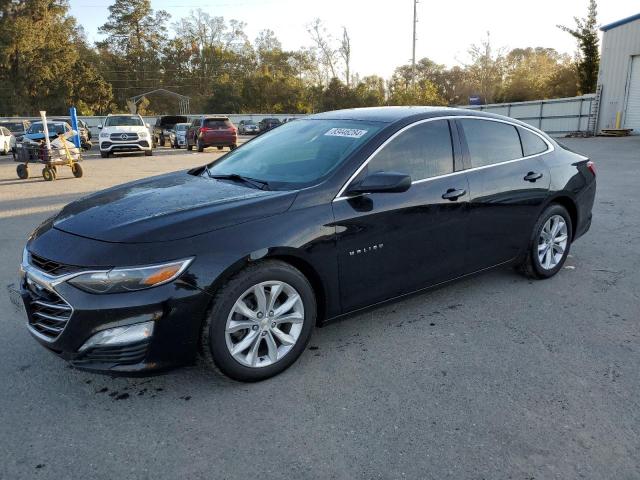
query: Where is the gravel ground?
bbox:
[0,136,638,480]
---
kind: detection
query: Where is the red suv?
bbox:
[186,116,237,152]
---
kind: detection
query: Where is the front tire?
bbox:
[200,260,316,381]
[518,204,572,279]
[197,140,204,152]
[100,150,109,158]
[145,149,153,157]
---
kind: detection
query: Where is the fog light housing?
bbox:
[79,321,154,352]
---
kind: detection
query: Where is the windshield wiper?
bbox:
[206,170,271,190]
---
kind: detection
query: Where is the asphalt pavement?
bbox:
[0,136,638,479]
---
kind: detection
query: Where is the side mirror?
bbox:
[346,171,412,195]
[98,125,103,129]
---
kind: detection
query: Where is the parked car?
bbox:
[15,121,74,160]
[23,121,72,140]
[13,107,596,381]
[258,117,282,132]
[0,120,30,151]
[52,118,92,150]
[99,114,152,158]
[169,122,190,149]
[237,120,260,135]
[186,116,237,152]
[153,115,188,147]
[0,126,13,155]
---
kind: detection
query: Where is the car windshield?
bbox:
[28,123,67,134]
[104,115,144,127]
[1,122,25,133]
[206,119,383,189]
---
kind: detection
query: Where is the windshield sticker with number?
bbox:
[324,128,368,138]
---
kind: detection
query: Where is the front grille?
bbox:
[76,340,149,365]
[110,132,139,141]
[25,278,72,340]
[29,252,78,276]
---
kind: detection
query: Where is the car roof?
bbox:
[308,106,509,123]
[306,106,548,132]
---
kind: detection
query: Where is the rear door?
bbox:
[456,118,551,271]
[333,119,470,312]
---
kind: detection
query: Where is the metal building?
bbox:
[596,13,640,134]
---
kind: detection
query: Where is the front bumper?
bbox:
[100,140,151,153]
[16,254,211,374]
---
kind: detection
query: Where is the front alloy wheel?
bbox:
[201,260,315,381]
[225,281,305,368]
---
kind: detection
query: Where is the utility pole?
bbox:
[412,0,418,84]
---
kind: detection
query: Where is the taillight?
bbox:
[199,127,207,134]
[587,160,596,176]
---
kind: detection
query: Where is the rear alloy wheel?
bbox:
[201,261,315,381]
[519,204,572,279]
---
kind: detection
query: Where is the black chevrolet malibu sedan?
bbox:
[13,107,596,381]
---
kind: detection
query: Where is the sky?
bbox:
[69,0,639,79]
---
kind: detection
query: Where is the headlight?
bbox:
[100,132,108,138]
[68,258,193,294]
[139,131,148,138]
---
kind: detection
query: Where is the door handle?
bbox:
[442,188,466,201]
[524,171,543,182]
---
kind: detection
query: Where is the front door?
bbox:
[333,119,470,312]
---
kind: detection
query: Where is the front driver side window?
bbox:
[366,120,454,181]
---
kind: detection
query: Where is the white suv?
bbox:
[99,114,152,158]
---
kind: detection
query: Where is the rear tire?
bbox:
[197,140,204,153]
[217,146,223,150]
[230,144,237,150]
[200,260,316,382]
[517,203,572,279]
[187,143,193,151]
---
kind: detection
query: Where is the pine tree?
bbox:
[557,0,600,94]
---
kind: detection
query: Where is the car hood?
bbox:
[52,171,298,243]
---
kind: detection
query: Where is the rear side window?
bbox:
[204,118,231,128]
[519,128,548,156]
[460,119,522,168]
[367,120,454,181]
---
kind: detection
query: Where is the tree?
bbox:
[339,27,351,87]
[464,33,505,104]
[502,48,578,101]
[0,0,113,115]
[557,0,599,93]
[307,18,338,84]
[97,0,170,109]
